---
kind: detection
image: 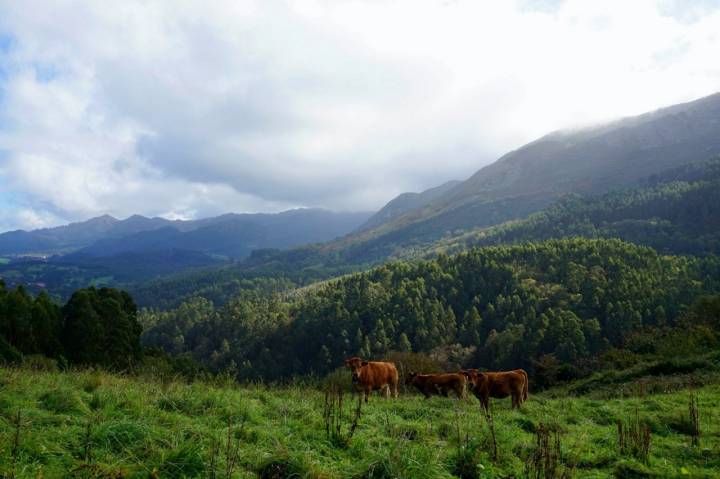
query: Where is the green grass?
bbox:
[1,367,719,478]
[0,257,10,265]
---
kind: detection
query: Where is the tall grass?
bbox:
[1,366,719,478]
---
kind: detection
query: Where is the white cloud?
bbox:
[0,0,719,231]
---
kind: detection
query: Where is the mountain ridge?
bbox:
[0,208,373,257]
[336,91,720,255]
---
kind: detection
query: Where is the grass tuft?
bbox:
[39,387,88,414]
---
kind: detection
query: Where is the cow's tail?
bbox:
[522,370,529,401]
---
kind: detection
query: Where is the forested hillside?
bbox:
[140,238,720,381]
[130,158,720,309]
[434,157,720,257]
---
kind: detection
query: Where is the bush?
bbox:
[450,441,483,479]
[83,372,104,392]
[0,336,22,364]
[613,460,656,478]
[257,455,307,479]
[322,367,352,392]
[22,354,59,372]
[384,351,443,390]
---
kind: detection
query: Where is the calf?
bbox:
[344,357,399,403]
[407,372,467,399]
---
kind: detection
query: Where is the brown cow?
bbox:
[513,368,529,402]
[344,357,399,403]
[407,372,467,399]
[462,368,528,410]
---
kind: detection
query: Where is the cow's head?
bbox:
[344,356,368,382]
[461,369,484,389]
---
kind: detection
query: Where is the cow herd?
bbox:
[343,356,529,411]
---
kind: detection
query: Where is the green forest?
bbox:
[457,158,720,256]
[139,238,720,384]
[0,283,142,369]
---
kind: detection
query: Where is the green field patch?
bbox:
[2,367,720,478]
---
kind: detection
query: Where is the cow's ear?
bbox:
[460,370,470,377]
[361,361,368,366]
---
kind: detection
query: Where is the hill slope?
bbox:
[359,180,461,231]
[141,238,720,379]
[429,157,720,257]
[341,92,720,260]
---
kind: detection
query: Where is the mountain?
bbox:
[0,209,372,258]
[66,209,373,260]
[427,157,720,258]
[344,92,720,261]
[0,209,372,298]
[0,214,174,256]
[359,180,461,231]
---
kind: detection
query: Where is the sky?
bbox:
[0,0,719,232]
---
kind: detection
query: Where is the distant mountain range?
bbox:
[0,209,372,297]
[0,209,373,259]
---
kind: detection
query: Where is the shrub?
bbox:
[450,440,483,479]
[0,336,22,364]
[22,354,59,372]
[612,460,656,478]
[257,454,307,479]
[83,372,104,393]
[617,410,652,464]
[322,367,352,392]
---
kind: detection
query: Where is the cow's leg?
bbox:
[363,387,370,403]
[383,384,391,399]
[392,382,399,399]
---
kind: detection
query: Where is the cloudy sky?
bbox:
[0,0,719,232]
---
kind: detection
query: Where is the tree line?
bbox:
[140,238,720,382]
[0,283,142,369]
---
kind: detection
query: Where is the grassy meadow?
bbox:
[1,367,720,478]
